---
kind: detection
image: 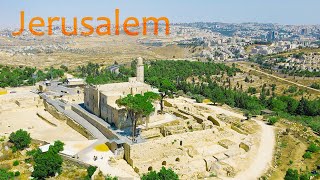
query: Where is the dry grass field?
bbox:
[0,34,194,69]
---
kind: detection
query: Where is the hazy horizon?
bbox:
[1,0,320,28]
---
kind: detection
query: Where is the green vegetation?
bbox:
[85,166,97,179]
[249,53,320,77]
[80,60,320,132]
[116,92,159,141]
[14,171,20,177]
[193,94,205,103]
[0,169,14,180]
[12,160,19,166]
[0,65,64,88]
[284,168,312,180]
[284,169,299,180]
[302,152,312,159]
[285,86,298,94]
[9,129,31,151]
[105,174,119,180]
[141,167,179,180]
[157,79,176,113]
[247,87,257,94]
[278,112,320,133]
[28,141,64,179]
[310,83,320,90]
[307,143,320,153]
[268,116,279,125]
[299,173,311,180]
[76,62,131,85]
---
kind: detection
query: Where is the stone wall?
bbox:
[43,100,94,140]
[71,105,119,140]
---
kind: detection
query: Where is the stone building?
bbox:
[84,57,153,129]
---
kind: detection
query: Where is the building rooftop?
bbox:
[97,81,151,92]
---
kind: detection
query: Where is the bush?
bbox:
[14,171,20,177]
[9,129,31,151]
[13,160,19,166]
[193,94,205,103]
[307,143,320,153]
[142,167,179,180]
[0,169,14,179]
[300,172,311,180]
[87,166,97,178]
[105,174,118,180]
[268,116,279,125]
[284,168,299,180]
[31,141,64,179]
[302,152,312,159]
[247,87,257,94]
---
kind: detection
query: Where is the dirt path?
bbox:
[243,65,320,94]
[195,100,276,180]
[227,119,275,180]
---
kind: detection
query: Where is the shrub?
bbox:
[9,129,31,151]
[268,116,279,125]
[31,141,64,179]
[14,171,20,177]
[87,166,97,178]
[307,143,320,153]
[302,152,312,159]
[13,160,19,166]
[289,160,293,165]
[247,87,257,94]
[193,94,205,103]
[0,169,14,179]
[300,172,311,180]
[105,174,118,180]
[284,168,299,180]
[142,167,179,180]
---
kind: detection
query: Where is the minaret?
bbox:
[136,57,144,83]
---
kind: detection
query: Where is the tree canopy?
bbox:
[284,169,299,180]
[142,167,179,180]
[9,129,31,151]
[116,92,158,141]
[0,65,64,88]
[29,141,65,179]
[80,60,320,132]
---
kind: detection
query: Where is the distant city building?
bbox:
[301,28,309,35]
[267,31,278,41]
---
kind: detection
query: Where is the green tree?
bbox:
[31,141,64,179]
[116,93,157,142]
[247,87,257,94]
[300,172,311,180]
[142,167,179,180]
[13,160,19,166]
[307,143,320,153]
[0,169,14,180]
[270,98,287,112]
[268,116,279,125]
[296,97,308,116]
[87,166,97,178]
[9,129,31,151]
[158,79,176,114]
[105,175,119,180]
[284,169,299,180]
[302,152,312,159]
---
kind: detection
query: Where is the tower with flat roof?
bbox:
[137,57,144,83]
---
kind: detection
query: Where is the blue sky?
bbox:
[0,0,319,27]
